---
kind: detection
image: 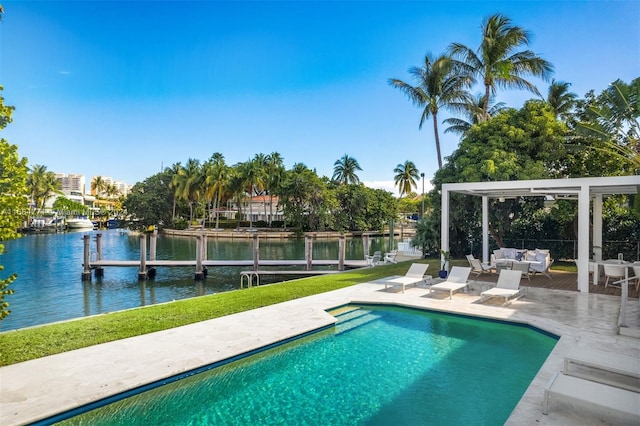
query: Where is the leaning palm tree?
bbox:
[443,93,506,135]
[448,13,554,121]
[393,161,420,198]
[332,154,362,185]
[547,80,578,120]
[575,78,640,171]
[388,53,471,169]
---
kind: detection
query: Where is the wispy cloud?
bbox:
[59,70,71,75]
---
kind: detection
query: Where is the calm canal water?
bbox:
[0,229,393,331]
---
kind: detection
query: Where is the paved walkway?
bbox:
[1,278,639,425]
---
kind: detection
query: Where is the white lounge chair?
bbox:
[480,269,525,305]
[543,372,640,421]
[429,266,471,300]
[384,263,429,293]
[465,254,493,277]
[563,347,640,392]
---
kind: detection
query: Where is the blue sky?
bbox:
[1,1,638,194]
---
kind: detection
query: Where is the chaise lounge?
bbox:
[384,263,430,293]
[480,269,524,305]
[543,373,640,421]
[429,266,471,300]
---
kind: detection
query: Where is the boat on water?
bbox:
[66,217,96,230]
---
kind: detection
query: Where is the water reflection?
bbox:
[0,230,397,330]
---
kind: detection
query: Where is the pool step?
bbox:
[334,308,381,334]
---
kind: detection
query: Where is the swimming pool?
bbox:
[49,305,557,425]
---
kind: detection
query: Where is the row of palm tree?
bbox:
[165,150,427,228]
[389,13,554,169]
[167,152,286,228]
[90,176,122,199]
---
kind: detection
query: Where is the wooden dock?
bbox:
[90,259,368,268]
[83,232,371,283]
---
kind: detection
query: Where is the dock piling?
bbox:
[81,234,91,281]
[252,233,259,271]
[94,233,104,277]
[150,230,157,261]
[305,235,313,271]
[338,235,345,271]
[138,235,147,281]
[194,235,205,280]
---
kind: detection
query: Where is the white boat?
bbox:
[66,217,96,230]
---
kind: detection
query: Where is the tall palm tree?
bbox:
[173,158,203,223]
[90,176,106,197]
[236,157,266,228]
[265,152,285,226]
[388,53,471,169]
[27,164,61,211]
[332,154,362,185]
[547,80,577,120]
[448,13,554,121]
[393,161,420,198]
[166,162,182,221]
[443,93,506,135]
[204,153,228,229]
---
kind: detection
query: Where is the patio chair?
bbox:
[603,262,626,288]
[511,261,531,282]
[384,263,430,293]
[365,251,382,267]
[633,263,640,291]
[480,269,524,304]
[465,254,493,277]
[529,249,553,279]
[383,250,398,264]
[429,266,472,300]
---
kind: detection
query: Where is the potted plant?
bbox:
[439,249,451,278]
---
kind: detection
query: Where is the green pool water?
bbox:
[54,305,557,425]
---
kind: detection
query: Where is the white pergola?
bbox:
[441,175,640,293]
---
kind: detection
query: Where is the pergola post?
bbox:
[482,196,489,264]
[592,194,603,262]
[577,184,590,292]
[440,187,450,263]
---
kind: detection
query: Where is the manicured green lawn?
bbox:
[0,260,438,366]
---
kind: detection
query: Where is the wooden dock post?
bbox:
[363,234,370,256]
[81,234,92,281]
[148,229,157,279]
[338,235,346,271]
[252,233,259,271]
[94,233,104,277]
[150,230,157,261]
[138,235,147,281]
[202,233,207,260]
[194,235,205,280]
[305,235,313,270]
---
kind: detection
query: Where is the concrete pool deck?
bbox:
[1,278,639,425]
